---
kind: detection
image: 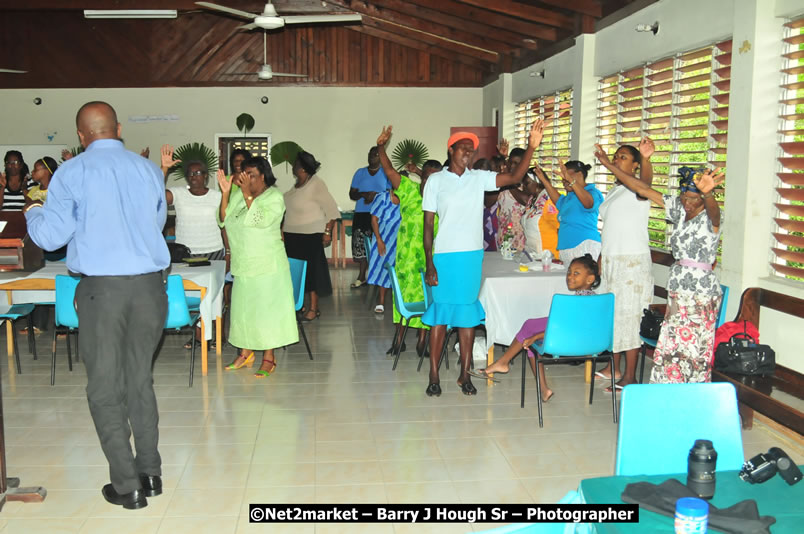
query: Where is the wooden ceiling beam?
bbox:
[327,0,515,55]
[358,16,498,63]
[403,0,562,43]
[4,1,351,14]
[454,0,576,29]
[525,0,603,18]
[345,26,491,72]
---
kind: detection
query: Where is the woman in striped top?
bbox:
[1,150,34,210]
[366,189,401,314]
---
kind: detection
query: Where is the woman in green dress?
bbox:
[217,156,299,377]
[376,125,441,357]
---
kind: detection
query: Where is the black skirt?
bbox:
[284,232,333,297]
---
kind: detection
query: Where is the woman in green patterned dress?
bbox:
[376,126,441,357]
[217,156,299,377]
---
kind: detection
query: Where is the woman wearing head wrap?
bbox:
[595,144,725,383]
[421,120,545,397]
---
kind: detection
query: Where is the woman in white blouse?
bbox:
[595,139,654,391]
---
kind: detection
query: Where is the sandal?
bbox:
[301,309,319,322]
[184,337,200,350]
[458,380,477,396]
[467,369,500,382]
[255,358,277,378]
[225,351,254,371]
[374,304,384,314]
[350,279,365,289]
[425,383,442,397]
[385,342,406,355]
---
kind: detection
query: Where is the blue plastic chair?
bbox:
[417,269,449,372]
[287,258,313,360]
[0,303,36,375]
[615,383,744,476]
[164,275,202,386]
[53,275,80,385]
[384,263,427,370]
[529,293,617,427]
[638,284,729,383]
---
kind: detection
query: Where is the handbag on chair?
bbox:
[639,307,664,340]
[714,323,775,376]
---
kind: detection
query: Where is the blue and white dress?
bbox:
[421,168,499,328]
[366,191,401,288]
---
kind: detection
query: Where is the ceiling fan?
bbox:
[195,1,362,31]
[0,68,26,74]
[226,31,307,81]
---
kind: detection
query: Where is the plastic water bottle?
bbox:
[674,497,708,533]
[541,250,553,272]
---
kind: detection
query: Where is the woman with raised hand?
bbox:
[594,138,656,392]
[422,119,545,397]
[376,125,442,357]
[533,161,603,264]
[594,144,724,383]
[217,157,298,378]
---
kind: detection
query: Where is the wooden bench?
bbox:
[712,287,804,436]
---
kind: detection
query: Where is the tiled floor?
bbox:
[0,268,801,533]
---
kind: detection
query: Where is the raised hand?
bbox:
[532,165,549,184]
[377,125,393,147]
[639,136,655,160]
[694,169,725,194]
[216,169,231,194]
[161,144,180,169]
[594,144,612,167]
[497,138,510,157]
[140,147,150,159]
[61,149,73,161]
[0,172,6,188]
[528,119,545,150]
[404,162,421,176]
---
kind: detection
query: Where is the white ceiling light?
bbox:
[83,10,178,19]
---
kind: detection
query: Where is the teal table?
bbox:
[579,470,804,533]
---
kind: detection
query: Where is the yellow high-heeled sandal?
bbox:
[225,351,254,371]
[254,358,277,378]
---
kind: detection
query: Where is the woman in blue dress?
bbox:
[366,190,401,314]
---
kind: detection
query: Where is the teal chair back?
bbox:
[287,258,307,312]
[55,275,80,329]
[164,275,192,329]
[717,284,730,328]
[615,383,744,476]
[385,263,422,319]
[420,270,433,309]
[536,293,614,357]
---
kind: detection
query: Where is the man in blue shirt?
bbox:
[25,101,169,510]
[348,146,390,288]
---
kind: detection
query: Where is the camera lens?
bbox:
[687,439,718,499]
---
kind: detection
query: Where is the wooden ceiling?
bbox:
[0,0,639,88]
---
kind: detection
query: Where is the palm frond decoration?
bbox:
[61,146,84,162]
[391,139,429,171]
[168,142,218,180]
[270,141,303,172]
[236,113,255,135]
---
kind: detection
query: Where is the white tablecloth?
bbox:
[478,252,570,351]
[0,261,226,340]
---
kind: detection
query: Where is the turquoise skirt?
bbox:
[422,249,485,328]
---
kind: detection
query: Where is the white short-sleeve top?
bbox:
[599,184,651,256]
[168,186,223,254]
[422,168,498,254]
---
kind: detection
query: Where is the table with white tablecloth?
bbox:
[0,261,225,376]
[478,253,571,377]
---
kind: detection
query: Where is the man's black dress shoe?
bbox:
[139,474,162,497]
[102,483,148,510]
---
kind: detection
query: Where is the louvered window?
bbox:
[595,40,731,252]
[514,88,573,189]
[772,17,804,280]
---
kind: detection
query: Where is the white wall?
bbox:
[484,0,804,373]
[0,86,482,208]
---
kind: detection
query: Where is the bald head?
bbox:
[76,101,120,146]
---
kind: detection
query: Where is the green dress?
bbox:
[223,187,299,350]
[393,175,437,329]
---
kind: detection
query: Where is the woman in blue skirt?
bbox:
[422,120,545,396]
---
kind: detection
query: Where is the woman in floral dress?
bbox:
[595,144,724,383]
[376,125,442,356]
